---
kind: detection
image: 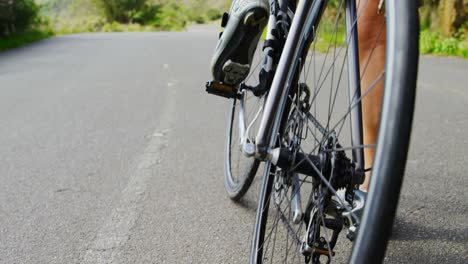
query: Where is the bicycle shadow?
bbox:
[231,186,468,263]
[391,216,467,243]
[229,177,262,213]
[387,215,468,263]
[233,185,468,244]
[233,197,258,212]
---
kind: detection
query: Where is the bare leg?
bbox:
[357,0,386,191]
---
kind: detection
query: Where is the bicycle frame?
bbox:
[240,0,365,170]
[245,1,420,261]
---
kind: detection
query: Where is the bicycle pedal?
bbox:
[205,81,240,99]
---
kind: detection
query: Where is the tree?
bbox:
[438,0,467,37]
[93,0,148,23]
[420,0,467,37]
[0,0,40,36]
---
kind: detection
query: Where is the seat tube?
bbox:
[255,0,316,158]
[346,0,365,170]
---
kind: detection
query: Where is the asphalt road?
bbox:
[0,29,467,264]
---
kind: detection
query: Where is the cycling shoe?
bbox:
[211,0,269,86]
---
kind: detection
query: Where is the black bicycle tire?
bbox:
[349,1,419,262]
[250,1,419,263]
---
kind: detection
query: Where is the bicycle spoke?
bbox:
[333,70,384,134]
[253,1,393,262]
[251,0,419,263]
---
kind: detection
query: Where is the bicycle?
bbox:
[207,0,419,263]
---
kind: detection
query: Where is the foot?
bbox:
[210,0,269,86]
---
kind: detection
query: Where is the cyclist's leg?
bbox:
[357,0,386,191]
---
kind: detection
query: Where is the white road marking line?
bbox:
[82,58,178,264]
[167,80,178,87]
[153,128,171,138]
[82,129,168,263]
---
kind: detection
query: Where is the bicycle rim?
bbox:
[224,42,268,201]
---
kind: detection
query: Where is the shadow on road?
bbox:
[392,216,467,244]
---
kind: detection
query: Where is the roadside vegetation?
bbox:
[418,0,467,58]
[1,0,466,58]
[39,0,225,33]
[1,0,226,51]
[313,0,467,58]
[0,0,53,51]
[420,29,467,58]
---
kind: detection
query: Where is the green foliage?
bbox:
[64,0,222,30]
[420,30,467,58]
[131,5,160,24]
[316,1,467,57]
[206,8,222,21]
[150,3,188,30]
[93,0,160,24]
[0,28,53,51]
[38,0,228,34]
[0,0,53,52]
[313,18,346,53]
[93,0,152,23]
[0,0,41,36]
[327,0,340,8]
[53,16,106,34]
[182,0,223,25]
[101,21,153,32]
[40,0,100,19]
[101,21,123,32]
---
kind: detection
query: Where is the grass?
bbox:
[50,17,158,34]
[38,0,224,33]
[263,8,467,59]
[0,1,210,52]
[0,28,54,52]
[313,19,346,53]
[3,1,467,59]
[302,21,467,59]
[44,2,223,34]
[419,30,467,58]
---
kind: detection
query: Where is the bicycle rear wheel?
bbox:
[250,0,419,263]
[224,44,268,201]
[225,94,263,200]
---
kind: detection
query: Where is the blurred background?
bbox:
[0,0,467,57]
[0,1,467,264]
